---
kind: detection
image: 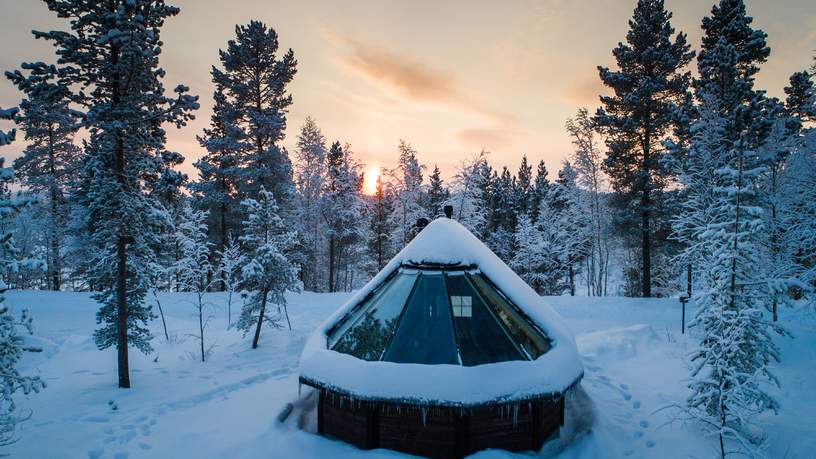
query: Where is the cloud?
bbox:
[564,76,607,107]
[336,36,515,125]
[456,127,513,149]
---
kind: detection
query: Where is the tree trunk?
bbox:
[112,37,130,387]
[153,290,169,342]
[198,293,205,362]
[641,186,651,297]
[252,288,269,349]
[328,234,336,293]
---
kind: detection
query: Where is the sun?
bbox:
[364,165,381,195]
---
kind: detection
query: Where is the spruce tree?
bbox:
[292,117,327,291]
[594,0,694,297]
[424,165,448,219]
[192,80,243,278]
[35,0,199,388]
[170,203,213,362]
[681,2,784,454]
[6,63,81,291]
[367,173,394,274]
[387,140,425,249]
[238,187,300,348]
[321,142,364,292]
[529,159,549,222]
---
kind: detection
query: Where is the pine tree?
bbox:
[238,187,300,348]
[514,155,533,216]
[424,165,448,219]
[594,0,694,297]
[322,142,364,292]
[192,80,243,280]
[529,159,550,222]
[293,117,327,291]
[216,236,245,329]
[681,2,784,454]
[35,0,199,388]
[171,203,213,361]
[213,21,298,213]
[450,150,491,237]
[367,173,394,275]
[0,106,46,445]
[6,63,81,291]
[387,140,425,249]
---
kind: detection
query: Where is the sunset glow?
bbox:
[363,165,381,195]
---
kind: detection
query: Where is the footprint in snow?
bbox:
[633,401,641,410]
[639,420,649,428]
[645,440,656,448]
[138,442,152,450]
[87,449,104,459]
[619,383,629,390]
[633,431,644,438]
[114,452,129,459]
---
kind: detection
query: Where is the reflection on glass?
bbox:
[329,270,418,359]
[446,273,525,366]
[383,272,459,365]
[468,274,551,359]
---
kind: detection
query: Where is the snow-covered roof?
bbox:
[299,217,583,406]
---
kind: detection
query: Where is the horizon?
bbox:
[0,0,814,182]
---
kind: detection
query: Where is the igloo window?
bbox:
[328,266,551,366]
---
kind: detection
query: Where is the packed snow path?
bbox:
[6,291,814,458]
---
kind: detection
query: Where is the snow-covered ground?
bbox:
[4,291,814,458]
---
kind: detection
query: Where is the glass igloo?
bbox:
[299,216,583,459]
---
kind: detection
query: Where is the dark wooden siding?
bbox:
[318,389,565,459]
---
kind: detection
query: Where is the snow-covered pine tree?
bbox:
[5,63,81,291]
[424,165,449,219]
[35,0,199,388]
[0,105,46,445]
[779,68,816,302]
[216,236,245,329]
[567,108,612,296]
[387,140,426,249]
[293,117,327,291]
[528,159,550,222]
[552,162,591,296]
[367,173,394,275]
[486,166,517,263]
[449,150,491,237]
[213,21,298,215]
[171,203,213,361]
[238,187,300,348]
[321,142,364,292]
[683,2,784,454]
[594,0,694,297]
[514,155,533,217]
[192,79,244,284]
[510,214,548,294]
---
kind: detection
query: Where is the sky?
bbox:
[1,0,814,186]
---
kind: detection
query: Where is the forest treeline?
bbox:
[0,0,814,455]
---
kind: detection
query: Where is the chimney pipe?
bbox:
[443,205,453,219]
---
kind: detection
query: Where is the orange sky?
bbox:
[1,0,814,181]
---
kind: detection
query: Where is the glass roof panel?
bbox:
[382,272,459,365]
[468,273,552,359]
[446,273,526,366]
[329,270,418,360]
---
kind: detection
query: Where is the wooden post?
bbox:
[679,296,688,335]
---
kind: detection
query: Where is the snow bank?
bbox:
[299,218,583,406]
